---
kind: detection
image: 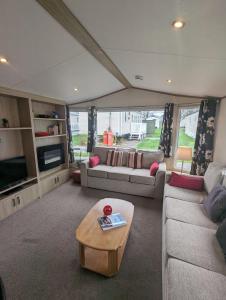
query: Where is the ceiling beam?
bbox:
[36,0,131,88]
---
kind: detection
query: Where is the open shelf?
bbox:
[39,165,68,180]
[0,177,37,195]
[35,134,67,139]
[0,127,32,131]
[33,118,66,121]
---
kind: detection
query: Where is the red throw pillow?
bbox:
[89,155,100,168]
[150,161,159,176]
[169,172,204,191]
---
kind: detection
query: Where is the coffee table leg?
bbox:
[79,243,85,267]
[108,250,118,276]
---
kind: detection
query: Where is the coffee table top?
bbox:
[76,198,134,251]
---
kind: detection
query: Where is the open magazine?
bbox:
[98,213,127,231]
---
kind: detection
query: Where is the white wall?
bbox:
[70,88,201,109]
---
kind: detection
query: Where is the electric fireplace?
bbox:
[37,143,65,172]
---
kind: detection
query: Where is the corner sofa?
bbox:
[80,146,166,199]
[162,162,226,300]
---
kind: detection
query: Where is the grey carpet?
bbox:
[0,181,162,300]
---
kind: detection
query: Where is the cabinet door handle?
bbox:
[12,198,16,207]
[16,196,20,205]
[57,176,59,183]
[54,177,57,184]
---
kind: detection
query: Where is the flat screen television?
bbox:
[0,156,28,191]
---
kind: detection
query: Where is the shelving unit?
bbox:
[0,88,70,221]
[0,127,32,131]
[35,134,67,139]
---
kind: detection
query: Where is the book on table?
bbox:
[98,213,127,231]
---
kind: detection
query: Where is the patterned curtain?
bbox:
[87,106,97,153]
[190,98,218,176]
[159,103,174,157]
[66,105,74,163]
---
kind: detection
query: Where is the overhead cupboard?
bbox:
[0,87,70,221]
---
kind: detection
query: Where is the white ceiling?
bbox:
[65,0,226,97]
[0,0,226,102]
[0,0,123,103]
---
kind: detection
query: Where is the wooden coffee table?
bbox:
[76,198,134,277]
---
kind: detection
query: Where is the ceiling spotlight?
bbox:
[74,88,78,92]
[172,20,185,29]
[0,57,8,64]
[167,79,172,84]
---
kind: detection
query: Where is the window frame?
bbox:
[174,105,200,172]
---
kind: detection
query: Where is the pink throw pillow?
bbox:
[169,172,204,191]
[150,161,159,176]
[89,155,100,168]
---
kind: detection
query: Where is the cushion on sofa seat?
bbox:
[216,218,226,261]
[92,146,115,164]
[204,162,224,194]
[166,219,226,275]
[87,165,111,178]
[167,258,226,300]
[203,184,226,223]
[130,169,155,185]
[164,183,207,203]
[137,150,164,169]
[169,172,204,191]
[115,147,136,166]
[107,167,133,182]
[165,197,217,229]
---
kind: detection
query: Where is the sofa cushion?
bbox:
[167,258,226,300]
[165,197,217,229]
[203,184,226,222]
[169,172,204,191]
[164,183,207,204]
[166,219,226,275]
[92,146,115,164]
[130,169,155,185]
[216,218,226,261]
[204,162,224,193]
[138,150,164,169]
[87,165,111,178]
[107,167,133,182]
[115,147,136,166]
[89,155,100,168]
[150,161,159,176]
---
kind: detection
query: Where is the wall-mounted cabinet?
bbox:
[0,88,70,222]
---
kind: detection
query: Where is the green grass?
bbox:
[136,127,195,150]
[136,138,160,150]
[72,134,88,146]
[178,128,195,147]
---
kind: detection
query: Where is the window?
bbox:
[175,106,200,171]
[70,112,89,161]
[96,110,164,151]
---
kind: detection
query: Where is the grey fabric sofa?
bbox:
[81,146,166,199]
[162,162,226,300]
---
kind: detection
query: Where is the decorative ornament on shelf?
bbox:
[103,205,112,216]
[1,118,9,128]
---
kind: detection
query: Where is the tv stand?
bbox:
[0,87,70,222]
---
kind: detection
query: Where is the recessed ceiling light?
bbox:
[172,20,185,29]
[74,88,78,92]
[0,57,8,64]
[167,79,172,84]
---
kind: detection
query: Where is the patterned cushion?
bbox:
[112,151,124,167]
[127,152,136,168]
[106,150,114,166]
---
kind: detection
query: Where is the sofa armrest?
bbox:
[154,162,166,199]
[80,160,89,186]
